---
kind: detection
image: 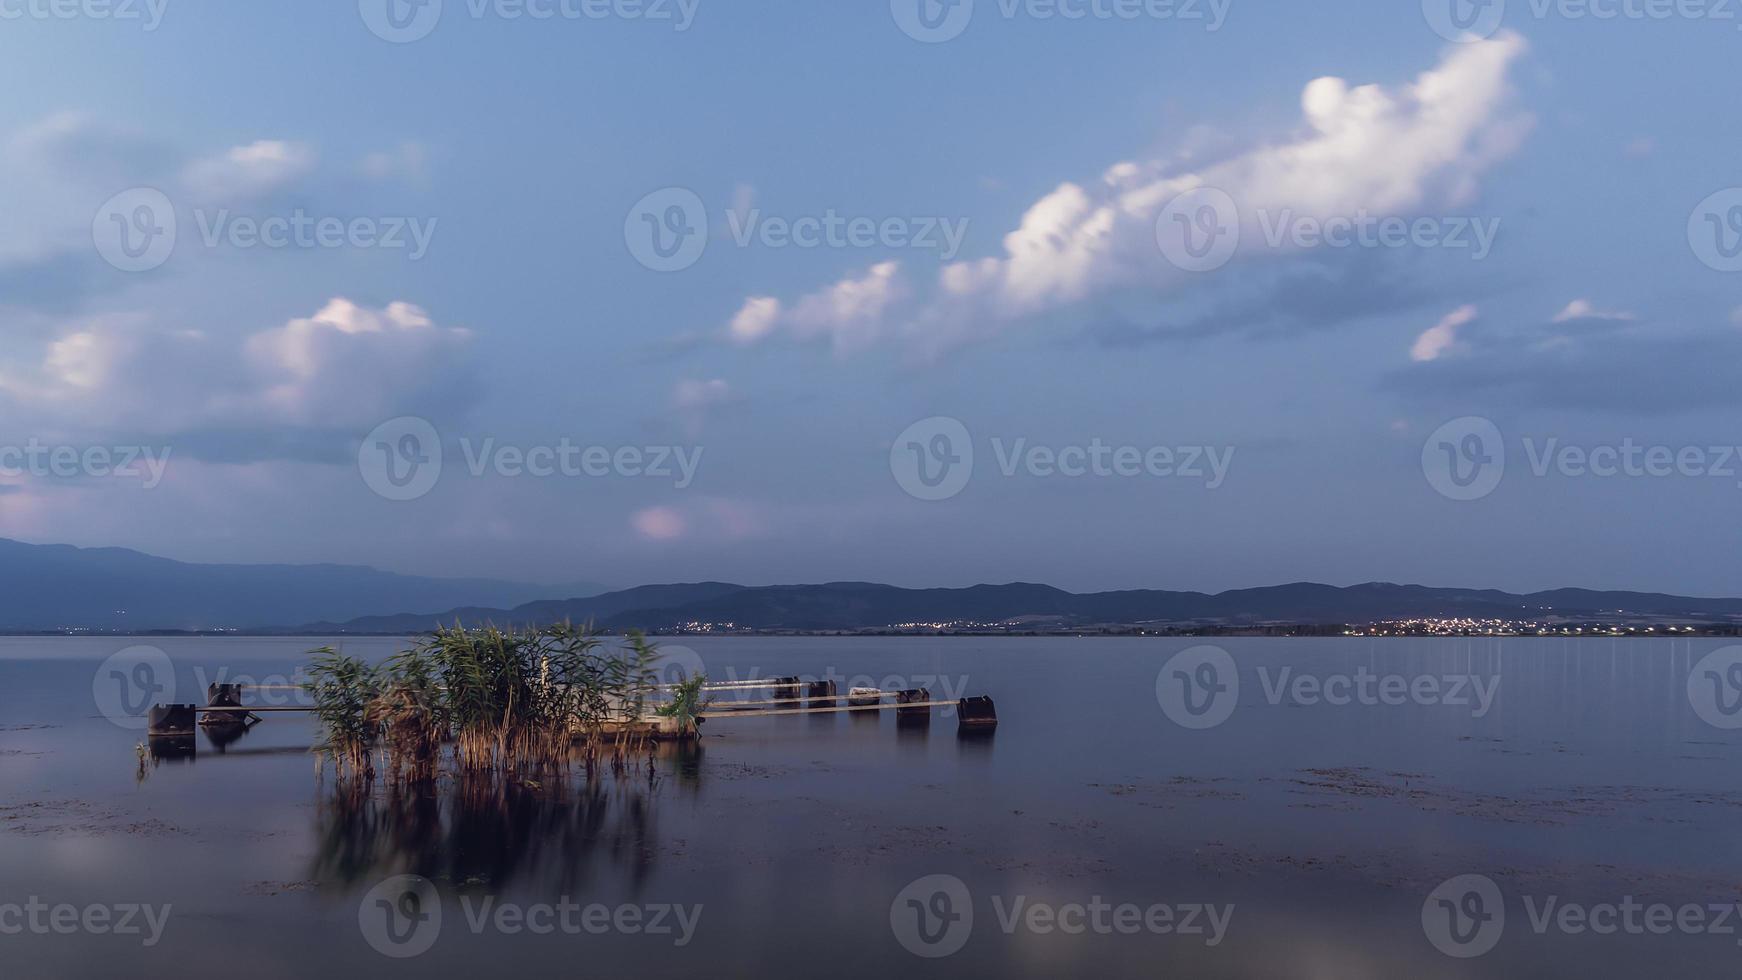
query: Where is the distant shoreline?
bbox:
[11,623,1742,640]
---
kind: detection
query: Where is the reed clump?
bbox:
[303,624,706,783]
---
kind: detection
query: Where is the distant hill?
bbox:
[0,539,605,631]
[310,580,1742,634]
[11,536,1740,634]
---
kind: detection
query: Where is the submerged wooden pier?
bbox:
[147,678,998,740]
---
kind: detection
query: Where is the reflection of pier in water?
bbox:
[310,742,704,895]
[144,715,265,763]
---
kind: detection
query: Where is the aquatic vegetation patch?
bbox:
[303,624,706,782]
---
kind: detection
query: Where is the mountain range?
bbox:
[0,538,604,631]
[4,538,1740,634]
[308,581,1742,635]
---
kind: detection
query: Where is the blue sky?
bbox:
[0,1,1739,596]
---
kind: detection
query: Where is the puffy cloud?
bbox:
[631,506,686,541]
[1084,252,1437,348]
[1389,306,1742,414]
[728,297,781,344]
[1552,299,1635,324]
[726,261,907,355]
[672,378,732,412]
[244,299,472,427]
[631,498,766,544]
[670,378,738,438]
[183,140,317,199]
[359,142,428,183]
[727,35,1530,357]
[1410,305,1478,362]
[8,112,178,186]
[0,299,474,458]
[1,117,336,312]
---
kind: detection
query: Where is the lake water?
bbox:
[4,635,1742,978]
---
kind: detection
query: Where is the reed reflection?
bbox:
[310,741,704,895]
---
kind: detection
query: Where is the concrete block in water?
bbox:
[896,688,933,717]
[806,679,838,707]
[957,696,998,729]
[207,683,245,708]
[147,704,198,738]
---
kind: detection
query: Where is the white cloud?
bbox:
[726,261,907,354]
[728,297,781,344]
[0,117,332,277]
[631,506,686,541]
[1410,305,1478,362]
[244,299,472,427]
[8,113,172,184]
[359,142,428,183]
[184,140,316,199]
[672,378,732,412]
[726,34,1531,357]
[0,299,473,443]
[1623,137,1655,158]
[1552,299,1635,324]
[631,498,766,544]
[728,183,757,226]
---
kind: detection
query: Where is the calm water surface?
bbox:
[4,636,1742,978]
